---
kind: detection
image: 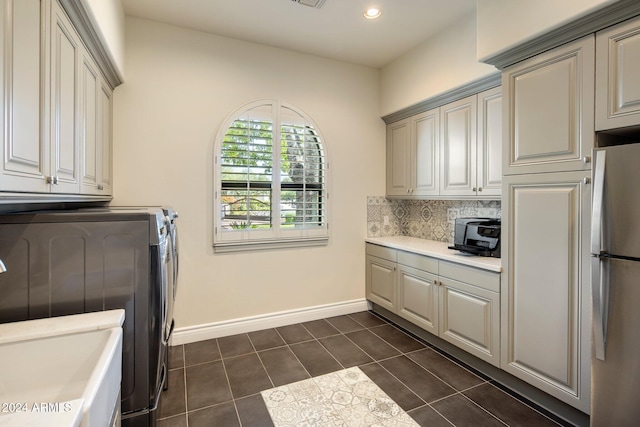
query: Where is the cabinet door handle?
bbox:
[472,187,477,192]
[478,187,483,192]
[583,156,591,164]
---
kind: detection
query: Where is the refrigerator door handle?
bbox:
[592,255,608,360]
[591,149,606,255]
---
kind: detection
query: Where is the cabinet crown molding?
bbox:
[382,73,501,125]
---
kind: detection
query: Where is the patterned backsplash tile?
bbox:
[367,196,501,243]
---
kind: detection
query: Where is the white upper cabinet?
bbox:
[386,87,501,199]
[50,0,80,194]
[503,36,595,175]
[386,109,440,197]
[440,95,477,197]
[477,86,502,197]
[0,0,113,199]
[596,15,640,131]
[386,118,411,196]
[0,0,49,192]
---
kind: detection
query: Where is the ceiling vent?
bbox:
[292,0,326,9]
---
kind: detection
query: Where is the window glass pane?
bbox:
[220,189,272,230]
[221,118,273,183]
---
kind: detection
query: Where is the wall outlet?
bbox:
[383,215,389,225]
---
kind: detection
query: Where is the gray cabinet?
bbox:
[502,36,594,176]
[0,0,49,192]
[0,0,113,198]
[365,243,501,366]
[500,34,593,412]
[386,88,501,199]
[596,15,640,131]
[386,108,439,197]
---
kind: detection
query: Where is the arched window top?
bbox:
[213,100,329,252]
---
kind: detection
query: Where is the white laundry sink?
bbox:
[0,310,124,427]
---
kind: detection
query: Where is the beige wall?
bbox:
[113,17,385,329]
[476,0,619,61]
[81,0,126,80]
[380,12,496,117]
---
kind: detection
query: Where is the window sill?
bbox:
[213,236,329,253]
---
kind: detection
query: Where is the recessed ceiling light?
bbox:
[364,8,382,20]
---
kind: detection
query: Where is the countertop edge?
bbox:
[365,237,502,273]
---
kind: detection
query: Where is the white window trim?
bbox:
[213,99,330,252]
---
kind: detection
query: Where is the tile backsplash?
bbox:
[367,196,501,243]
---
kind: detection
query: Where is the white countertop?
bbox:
[366,236,502,273]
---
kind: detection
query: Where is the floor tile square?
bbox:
[349,311,389,328]
[464,383,559,426]
[276,323,314,344]
[407,348,484,391]
[431,394,504,426]
[379,356,456,403]
[224,353,274,398]
[259,346,310,386]
[235,394,275,427]
[248,328,286,351]
[345,329,401,360]
[319,334,373,367]
[301,319,340,338]
[168,345,184,370]
[186,360,232,410]
[217,333,254,358]
[370,324,427,353]
[188,401,240,427]
[157,368,185,419]
[289,340,342,377]
[326,314,365,333]
[184,339,220,366]
[359,362,425,411]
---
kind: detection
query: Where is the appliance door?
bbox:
[592,144,640,259]
[591,257,640,425]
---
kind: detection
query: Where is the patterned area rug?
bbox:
[261,367,419,426]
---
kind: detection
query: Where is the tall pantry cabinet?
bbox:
[501,36,593,413]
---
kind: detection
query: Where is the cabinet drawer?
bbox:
[366,243,396,262]
[397,250,438,274]
[439,261,499,293]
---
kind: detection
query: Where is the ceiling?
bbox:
[121,0,477,68]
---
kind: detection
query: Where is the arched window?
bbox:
[214,100,329,252]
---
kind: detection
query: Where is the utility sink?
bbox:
[0,310,124,427]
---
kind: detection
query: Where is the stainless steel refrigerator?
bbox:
[591,142,640,425]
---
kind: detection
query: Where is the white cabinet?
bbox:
[439,261,500,367]
[0,0,49,192]
[386,88,501,199]
[596,15,640,131]
[477,86,502,196]
[50,0,80,193]
[397,250,439,335]
[440,95,476,196]
[365,244,397,313]
[386,108,439,197]
[501,171,591,413]
[80,49,112,195]
[502,36,595,176]
[365,243,501,367]
[0,0,113,198]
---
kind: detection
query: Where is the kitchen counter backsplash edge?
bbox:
[366,236,502,273]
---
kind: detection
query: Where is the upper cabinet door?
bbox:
[412,108,439,196]
[0,0,49,192]
[440,95,477,196]
[503,36,595,175]
[596,16,640,131]
[386,118,411,197]
[477,87,502,197]
[50,0,80,194]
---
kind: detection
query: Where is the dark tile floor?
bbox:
[157,311,563,427]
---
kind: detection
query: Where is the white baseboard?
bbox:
[171,298,371,346]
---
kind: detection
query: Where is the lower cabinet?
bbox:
[365,243,501,367]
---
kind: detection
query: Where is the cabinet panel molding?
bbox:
[503,36,594,175]
[501,171,591,412]
[596,15,640,130]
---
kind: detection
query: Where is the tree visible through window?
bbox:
[214,100,328,251]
